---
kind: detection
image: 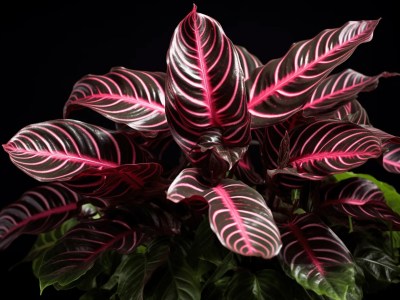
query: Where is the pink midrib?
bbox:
[287,222,325,275]
[193,13,218,126]
[213,185,256,254]
[290,150,379,165]
[248,26,370,109]
[4,144,118,168]
[72,93,165,113]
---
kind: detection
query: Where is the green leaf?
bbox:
[28,218,78,278]
[147,243,201,300]
[296,264,363,300]
[333,172,400,214]
[354,235,400,284]
[225,269,297,300]
[110,237,170,300]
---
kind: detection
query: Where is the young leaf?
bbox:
[278,213,362,300]
[247,19,379,127]
[64,67,168,133]
[0,183,80,250]
[3,119,151,182]
[165,5,250,181]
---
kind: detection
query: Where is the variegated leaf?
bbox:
[167,168,281,259]
[302,69,398,117]
[332,99,371,125]
[319,177,400,229]
[3,119,151,182]
[247,19,379,127]
[278,213,362,300]
[234,45,263,80]
[64,67,168,132]
[270,119,382,179]
[64,163,164,200]
[0,183,80,250]
[38,215,146,292]
[165,5,250,181]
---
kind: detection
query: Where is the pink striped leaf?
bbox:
[234,45,263,80]
[63,67,168,133]
[331,99,371,125]
[38,205,180,292]
[0,183,80,250]
[63,163,164,201]
[38,216,146,292]
[302,69,398,117]
[319,177,400,229]
[381,139,400,174]
[247,19,379,127]
[165,5,251,181]
[269,119,382,180]
[278,213,361,299]
[167,168,282,259]
[3,119,151,182]
[232,150,265,185]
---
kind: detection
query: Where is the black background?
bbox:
[1,0,399,299]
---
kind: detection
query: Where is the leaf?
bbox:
[165,5,250,180]
[319,177,400,230]
[38,215,146,293]
[148,243,201,300]
[167,168,282,259]
[3,119,151,182]
[381,139,400,174]
[302,69,398,117]
[278,213,362,300]
[270,119,382,179]
[225,269,299,300]
[354,236,400,284]
[247,19,379,127]
[333,172,400,216]
[64,163,164,200]
[111,237,171,300]
[64,67,168,133]
[0,183,80,250]
[332,99,371,125]
[234,45,263,80]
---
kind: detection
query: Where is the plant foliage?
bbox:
[1,4,400,299]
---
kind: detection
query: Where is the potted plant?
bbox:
[1,3,399,299]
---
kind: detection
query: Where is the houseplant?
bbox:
[1,3,400,299]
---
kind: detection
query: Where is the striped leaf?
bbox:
[165,5,250,181]
[167,168,282,259]
[270,119,382,179]
[3,119,151,182]
[381,139,400,174]
[234,45,263,80]
[319,177,400,229]
[38,214,146,292]
[64,163,164,201]
[302,69,398,117]
[332,99,371,125]
[0,183,80,250]
[278,213,362,300]
[247,19,379,127]
[64,67,168,133]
